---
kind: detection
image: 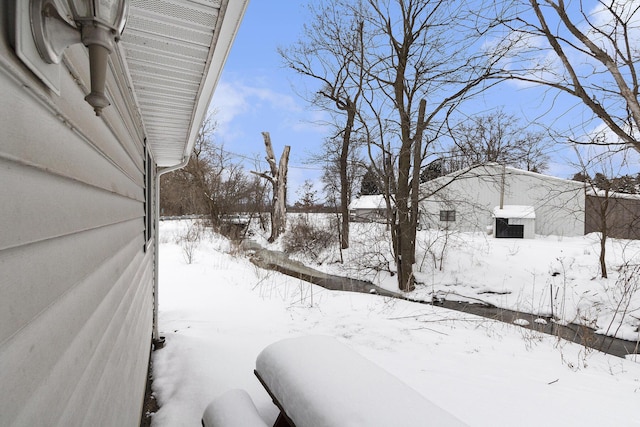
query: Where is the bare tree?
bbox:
[284,0,513,291]
[280,0,368,249]
[251,132,291,242]
[295,180,319,212]
[160,115,216,217]
[356,0,508,291]
[573,145,640,278]
[321,143,364,198]
[160,116,266,240]
[499,0,640,151]
[446,109,551,172]
[160,169,204,217]
[160,116,234,221]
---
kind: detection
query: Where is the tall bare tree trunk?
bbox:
[251,132,290,242]
[339,105,356,249]
[599,196,609,279]
[271,147,290,242]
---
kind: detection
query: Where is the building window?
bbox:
[439,210,456,222]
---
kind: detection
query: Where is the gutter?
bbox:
[152,155,190,346]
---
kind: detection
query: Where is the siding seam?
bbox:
[0,220,142,348]
[0,60,143,183]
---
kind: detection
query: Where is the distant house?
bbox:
[1,1,247,425]
[420,163,585,237]
[349,195,390,222]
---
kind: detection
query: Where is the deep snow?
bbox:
[151,220,640,427]
[256,335,468,426]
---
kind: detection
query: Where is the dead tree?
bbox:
[251,132,290,242]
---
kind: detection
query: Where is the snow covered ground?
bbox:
[151,220,640,427]
[290,218,640,341]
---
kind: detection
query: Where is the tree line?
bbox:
[159,117,269,231]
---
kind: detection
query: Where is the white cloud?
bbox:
[569,121,640,177]
[210,78,316,144]
[209,76,334,165]
[584,1,640,56]
[210,81,250,128]
[212,79,300,121]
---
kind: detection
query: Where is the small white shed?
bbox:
[493,205,536,239]
[349,195,389,222]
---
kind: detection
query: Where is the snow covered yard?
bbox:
[151,220,640,426]
[297,219,640,341]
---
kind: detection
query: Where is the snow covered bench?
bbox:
[202,389,268,427]
[254,336,468,427]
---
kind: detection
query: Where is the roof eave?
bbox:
[117,0,249,168]
[180,0,249,168]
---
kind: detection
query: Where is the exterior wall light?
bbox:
[23,0,128,116]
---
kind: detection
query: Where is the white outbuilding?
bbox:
[420,163,585,237]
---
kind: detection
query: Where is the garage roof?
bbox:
[493,205,536,219]
[119,0,248,167]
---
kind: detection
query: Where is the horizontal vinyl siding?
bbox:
[0,62,142,199]
[81,252,153,426]
[0,217,142,346]
[1,233,148,425]
[0,157,142,251]
[1,17,153,427]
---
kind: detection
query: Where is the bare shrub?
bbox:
[345,223,396,280]
[283,216,336,261]
[602,261,640,340]
[178,221,202,264]
[417,228,456,272]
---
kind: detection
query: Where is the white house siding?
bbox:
[420,164,585,237]
[0,9,152,427]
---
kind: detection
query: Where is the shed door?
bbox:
[495,218,524,238]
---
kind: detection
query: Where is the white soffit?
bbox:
[120,0,248,167]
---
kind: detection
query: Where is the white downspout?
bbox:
[153,155,190,345]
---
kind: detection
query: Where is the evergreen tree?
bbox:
[571,172,590,183]
[360,168,380,195]
[420,159,444,183]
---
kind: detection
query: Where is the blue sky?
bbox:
[210,2,325,201]
[210,1,638,202]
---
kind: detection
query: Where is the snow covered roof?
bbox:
[586,188,640,200]
[493,205,536,219]
[349,195,388,210]
[421,163,584,190]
